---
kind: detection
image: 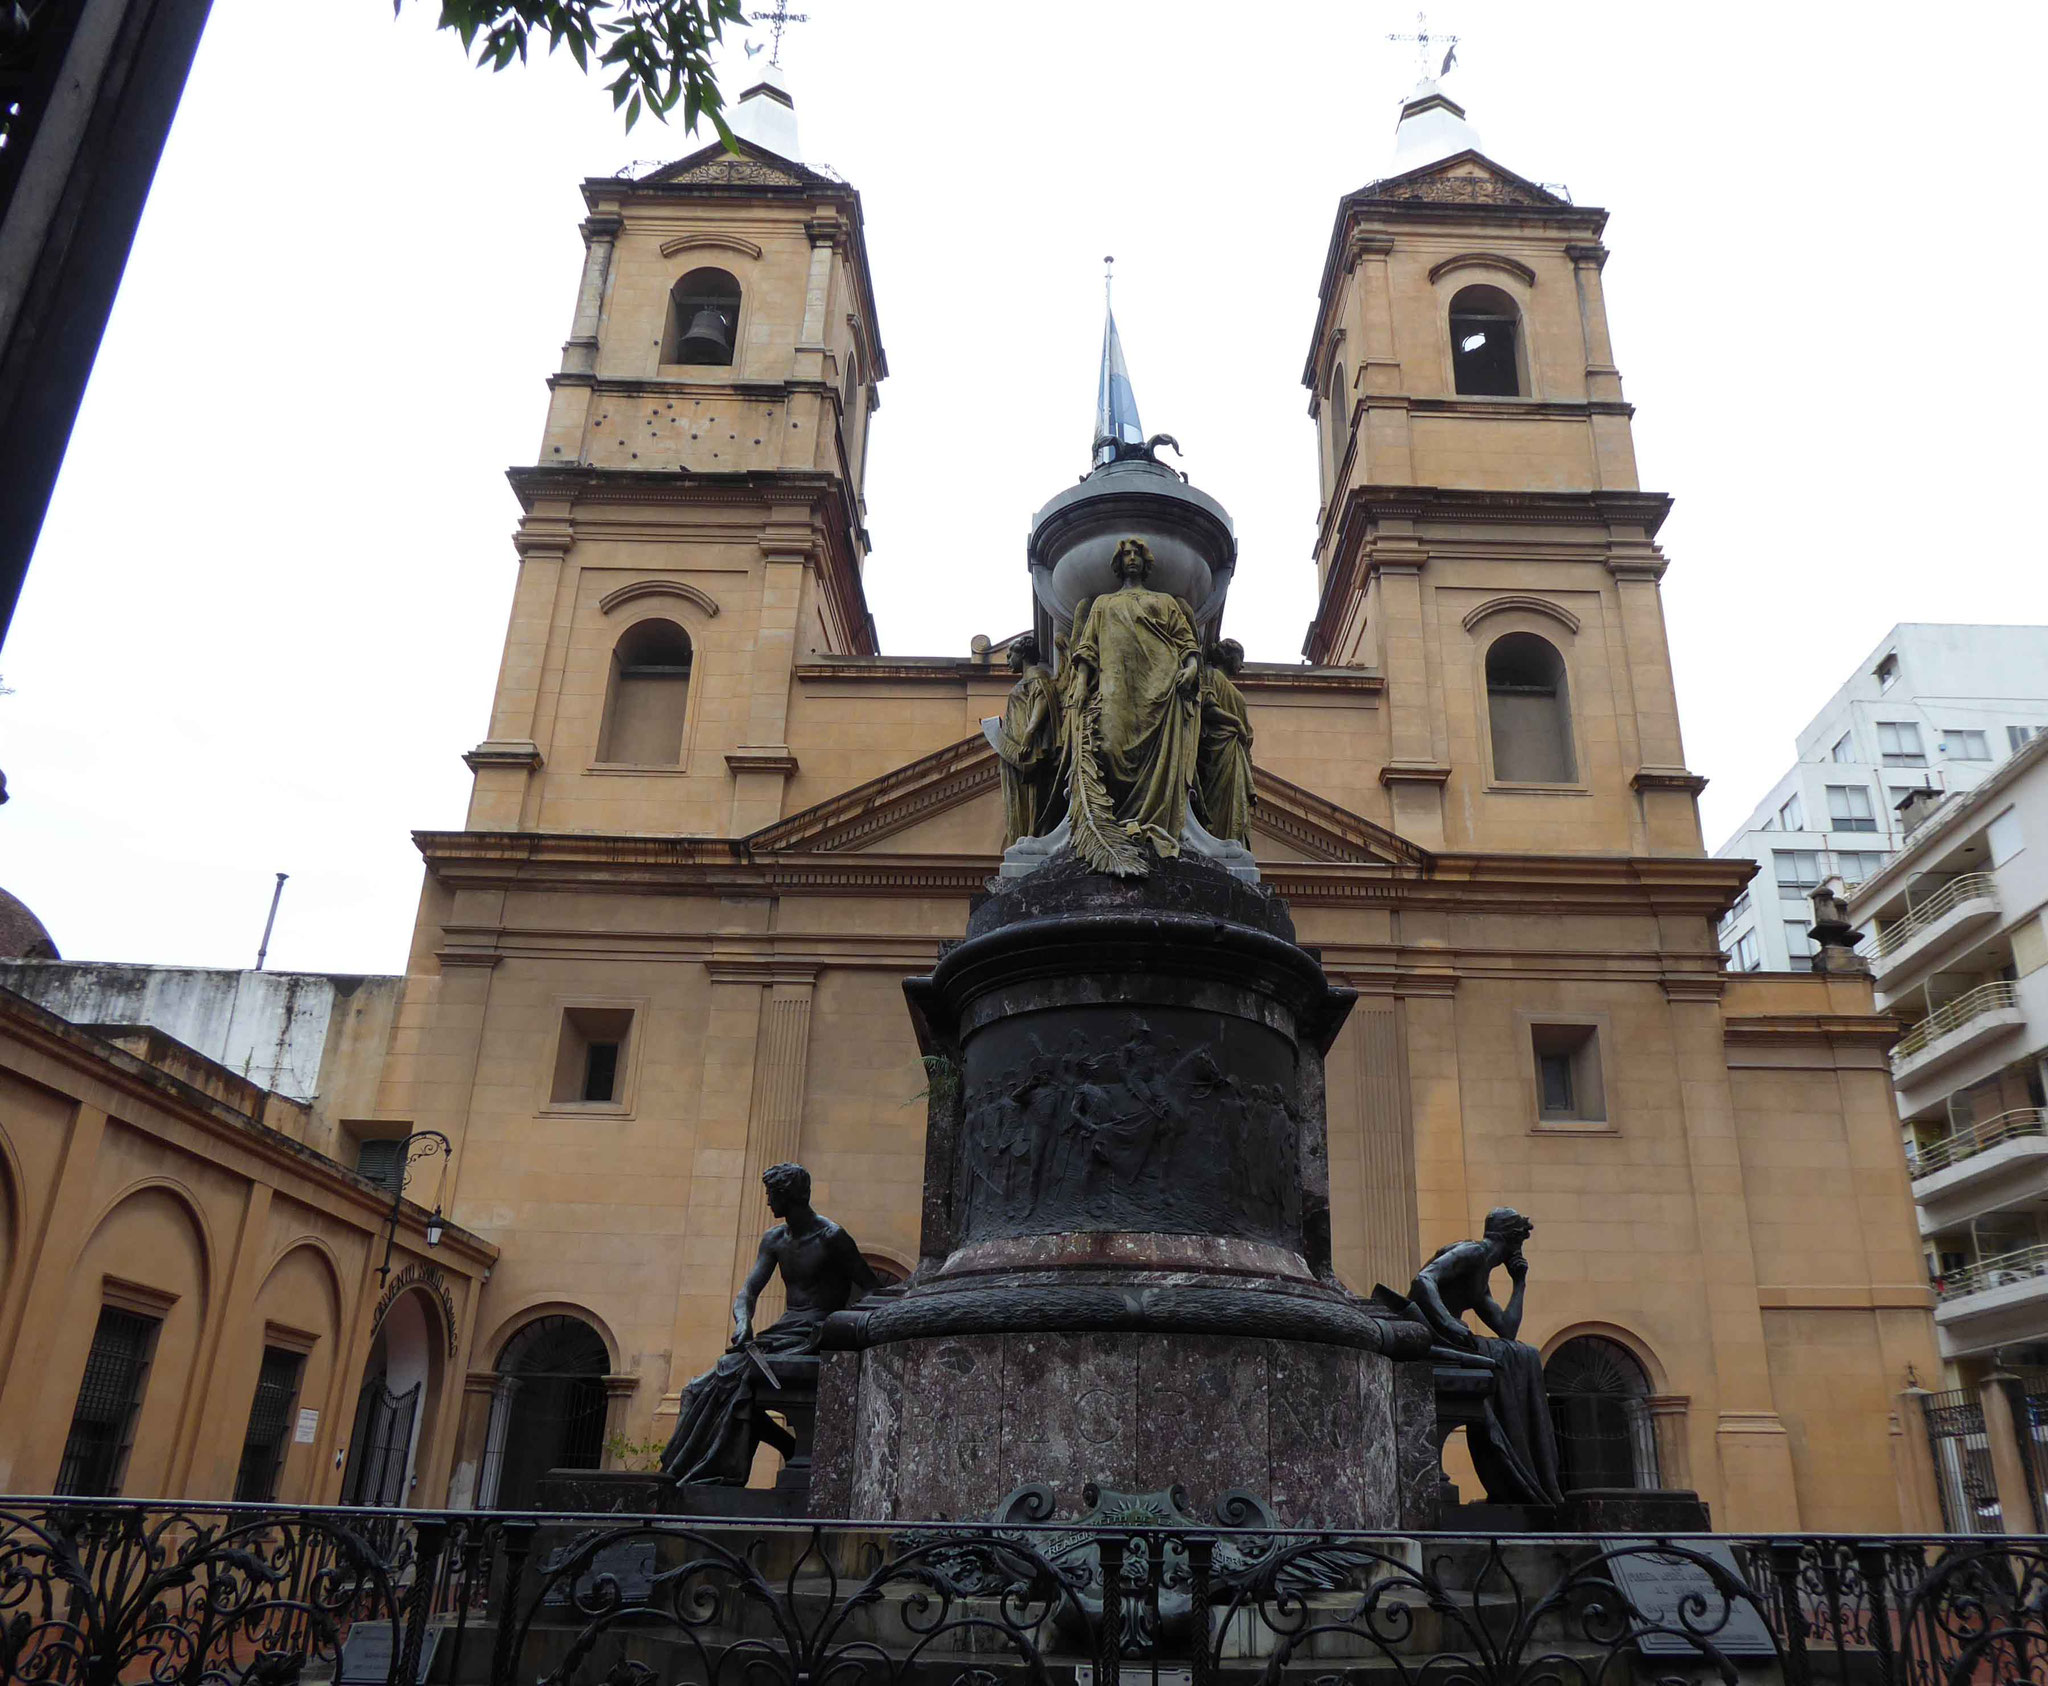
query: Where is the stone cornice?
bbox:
[1720,1012,1912,1048]
[1305,484,1673,664]
[504,465,875,657]
[412,827,1753,920]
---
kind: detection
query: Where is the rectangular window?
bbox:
[1876,653,1899,691]
[1878,721,1926,766]
[355,1137,404,1193]
[1831,732,1855,763]
[1833,850,1889,883]
[1731,930,1760,971]
[1826,784,1877,831]
[1773,849,1824,898]
[1989,807,2025,869]
[1784,919,1815,973]
[234,1346,307,1503]
[551,1007,635,1106]
[1778,794,1805,832]
[1944,729,1990,761]
[56,1306,161,1496]
[2010,725,2038,753]
[1530,1024,1605,1125]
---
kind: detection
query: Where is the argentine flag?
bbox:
[1094,303,1145,465]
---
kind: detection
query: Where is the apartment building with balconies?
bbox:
[1715,625,2048,974]
[1847,731,2048,1381]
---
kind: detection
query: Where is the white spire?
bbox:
[726,60,802,161]
[1389,75,1482,174]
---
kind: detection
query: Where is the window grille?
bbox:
[356,1137,403,1192]
[55,1307,160,1496]
[234,1347,305,1502]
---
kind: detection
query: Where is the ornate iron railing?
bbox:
[1895,981,2021,1063]
[0,1500,2045,1686]
[1913,1108,2048,1179]
[1873,873,2001,962]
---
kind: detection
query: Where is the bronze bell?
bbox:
[676,306,732,364]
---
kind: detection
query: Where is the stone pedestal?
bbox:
[819,851,1430,1524]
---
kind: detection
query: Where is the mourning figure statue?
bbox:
[995,634,1066,848]
[1061,538,1203,875]
[1196,638,1255,845]
[1407,1207,1566,1507]
[661,1163,877,1486]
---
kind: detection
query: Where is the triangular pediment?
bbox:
[747,736,1432,871]
[639,136,827,192]
[1370,149,1567,208]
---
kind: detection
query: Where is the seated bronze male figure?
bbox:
[660,1163,877,1486]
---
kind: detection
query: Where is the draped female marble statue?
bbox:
[1196,637,1255,845]
[1061,538,1202,875]
[1406,1207,1567,1508]
[994,634,1065,848]
[661,1163,877,1486]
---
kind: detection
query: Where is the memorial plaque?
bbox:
[294,1408,319,1444]
[337,1620,441,1684]
[1604,1541,1777,1658]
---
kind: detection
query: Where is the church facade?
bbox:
[0,74,1943,1530]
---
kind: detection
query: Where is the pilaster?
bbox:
[0,1100,106,1490]
[729,522,810,831]
[175,1181,274,1497]
[541,212,622,456]
[727,970,819,1327]
[1372,548,1448,849]
[1666,994,1799,1527]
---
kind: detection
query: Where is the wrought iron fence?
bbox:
[0,1500,2045,1686]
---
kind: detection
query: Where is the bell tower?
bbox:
[1302,78,1704,856]
[464,70,887,837]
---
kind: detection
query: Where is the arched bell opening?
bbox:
[476,1313,611,1509]
[662,267,742,367]
[1544,1333,1659,1492]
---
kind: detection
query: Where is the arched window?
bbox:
[480,1315,610,1509]
[664,267,742,366]
[1449,284,1522,396]
[1486,631,1576,783]
[1545,1335,1659,1492]
[599,619,692,764]
[1326,360,1349,489]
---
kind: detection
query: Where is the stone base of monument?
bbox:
[811,1330,1397,1526]
[815,849,1434,1527]
[1562,1487,1712,1531]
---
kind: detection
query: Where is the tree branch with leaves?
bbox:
[407,0,751,132]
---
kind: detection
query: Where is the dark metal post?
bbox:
[397,1518,448,1686]
[1097,1534,1125,1686]
[489,1520,538,1686]
[1767,1542,1813,1686]
[1854,1543,1900,1686]
[1186,1535,1215,1686]
[376,1130,451,1286]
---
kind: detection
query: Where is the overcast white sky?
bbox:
[4,1,2046,975]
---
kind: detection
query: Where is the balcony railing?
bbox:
[0,1500,2043,1686]
[1913,1108,2048,1178]
[1895,981,2021,1062]
[1872,873,2000,961]
[1936,1240,2048,1302]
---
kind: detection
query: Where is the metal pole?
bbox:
[254,872,288,970]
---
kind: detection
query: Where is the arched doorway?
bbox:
[478,1315,609,1508]
[1545,1334,1659,1492]
[341,1289,435,1505]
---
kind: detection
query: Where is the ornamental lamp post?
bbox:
[375,1129,452,1285]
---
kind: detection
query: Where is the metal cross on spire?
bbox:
[1387,9,1458,79]
[749,0,809,68]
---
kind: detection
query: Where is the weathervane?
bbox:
[1387,9,1458,79]
[749,0,809,68]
